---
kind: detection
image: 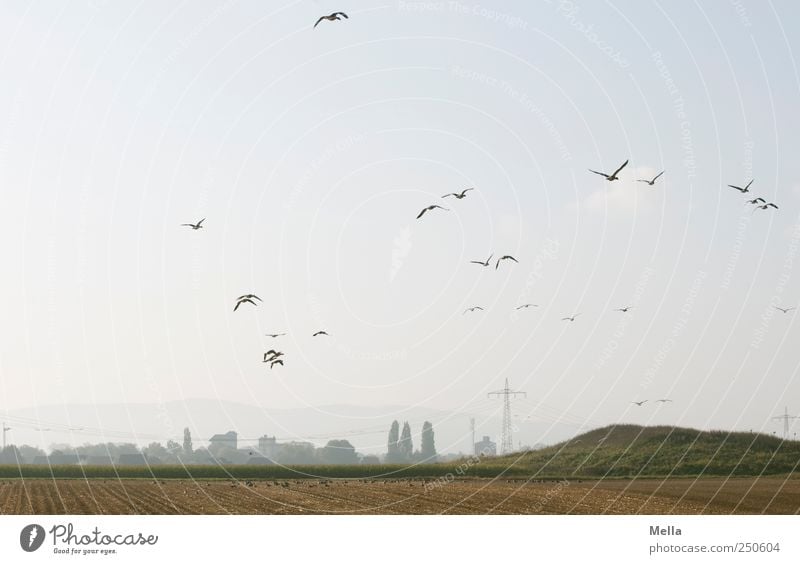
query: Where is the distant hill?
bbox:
[491,424,800,477]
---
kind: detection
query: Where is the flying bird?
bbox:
[442,188,474,199]
[314,12,348,28]
[516,304,538,310]
[631,400,648,406]
[637,171,664,186]
[615,307,633,313]
[237,294,262,302]
[463,306,484,314]
[588,159,628,181]
[270,359,284,369]
[312,331,329,337]
[753,202,779,212]
[265,333,286,338]
[495,255,518,270]
[470,254,493,267]
[263,351,284,362]
[728,179,754,193]
[181,218,205,230]
[233,298,258,311]
[562,314,581,322]
[416,204,449,219]
[775,306,795,314]
[746,197,766,205]
[656,399,673,403]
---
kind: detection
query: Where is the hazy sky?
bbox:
[1,1,800,450]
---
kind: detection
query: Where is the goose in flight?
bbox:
[637,171,664,186]
[614,306,633,313]
[775,306,795,314]
[265,333,286,338]
[463,306,484,314]
[181,218,205,230]
[314,12,348,28]
[234,298,258,311]
[588,159,628,181]
[442,188,474,199]
[312,330,329,337]
[656,399,673,403]
[728,179,754,193]
[746,197,766,205]
[495,255,518,270]
[263,350,284,362]
[416,204,449,219]
[516,304,538,310]
[753,202,779,212]
[470,254,493,267]
[269,359,284,369]
[561,314,581,322]
[631,400,648,406]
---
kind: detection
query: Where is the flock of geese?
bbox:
[175,11,793,413]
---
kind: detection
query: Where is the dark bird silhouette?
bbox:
[442,188,474,199]
[181,218,205,230]
[233,298,258,311]
[314,12,348,28]
[263,351,284,362]
[463,306,484,314]
[265,333,286,338]
[562,314,581,322]
[637,171,664,186]
[728,179,754,193]
[631,400,648,406]
[753,202,779,212]
[656,399,673,403]
[588,159,628,181]
[615,306,633,313]
[416,204,449,219]
[746,197,766,205]
[270,359,284,369]
[237,294,262,302]
[495,255,518,270]
[470,254,493,267]
[775,306,795,314]
[312,331,329,337]
[516,304,538,310]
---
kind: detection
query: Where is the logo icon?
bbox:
[20,524,45,552]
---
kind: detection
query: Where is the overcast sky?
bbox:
[1,0,799,450]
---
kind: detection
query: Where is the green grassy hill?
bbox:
[492,424,800,477]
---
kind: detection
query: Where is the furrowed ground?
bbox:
[1,476,799,515]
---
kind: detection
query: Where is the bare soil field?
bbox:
[0,477,798,515]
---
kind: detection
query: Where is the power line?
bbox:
[488,378,526,454]
[771,406,798,439]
